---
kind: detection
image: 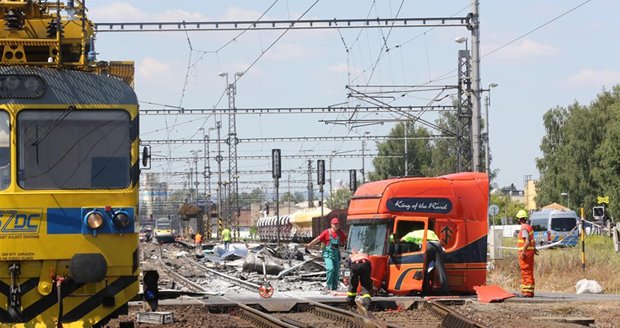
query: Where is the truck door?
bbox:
[387,217,427,295]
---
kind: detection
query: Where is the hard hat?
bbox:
[516,209,528,219]
[330,217,340,225]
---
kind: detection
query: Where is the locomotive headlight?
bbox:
[85,211,105,230]
[24,77,41,92]
[5,76,20,90]
[0,75,46,98]
[112,211,131,229]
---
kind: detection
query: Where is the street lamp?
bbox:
[328,149,356,194]
[561,192,570,209]
[455,36,468,51]
[483,83,498,176]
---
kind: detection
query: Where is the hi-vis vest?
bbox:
[401,229,440,244]
[517,224,535,251]
[350,252,370,263]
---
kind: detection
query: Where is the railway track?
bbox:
[150,243,487,328]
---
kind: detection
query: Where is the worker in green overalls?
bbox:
[306,217,347,290]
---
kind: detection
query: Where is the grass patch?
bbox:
[488,235,620,293]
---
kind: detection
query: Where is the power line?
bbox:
[139,104,456,115]
[143,135,449,144]
[94,16,470,32]
[482,0,594,59]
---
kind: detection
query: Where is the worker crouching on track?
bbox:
[400,228,449,295]
[306,217,347,290]
[516,209,538,297]
[346,248,372,309]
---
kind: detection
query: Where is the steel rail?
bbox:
[156,259,209,293]
[219,296,298,328]
[429,301,487,328]
[184,256,262,292]
[159,250,295,328]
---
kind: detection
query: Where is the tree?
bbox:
[426,111,460,176]
[536,86,620,216]
[369,122,432,181]
[281,191,303,204]
[326,188,352,209]
[490,192,524,225]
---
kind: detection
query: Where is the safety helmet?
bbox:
[516,209,528,219]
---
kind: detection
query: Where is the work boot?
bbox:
[346,291,356,304]
[361,296,371,309]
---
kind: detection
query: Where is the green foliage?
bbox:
[326,188,352,209]
[281,191,304,204]
[369,122,432,180]
[489,192,525,224]
[369,111,496,181]
[248,226,258,240]
[536,86,620,217]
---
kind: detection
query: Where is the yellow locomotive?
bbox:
[0,1,140,327]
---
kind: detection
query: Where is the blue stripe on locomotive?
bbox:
[47,208,135,234]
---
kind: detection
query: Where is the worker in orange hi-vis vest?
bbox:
[516,210,539,297]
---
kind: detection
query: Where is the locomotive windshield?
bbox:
[347,223,389,256]
[0,111,9,190]
[17,109,131,189]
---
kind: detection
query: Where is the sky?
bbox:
[88,0,620,195]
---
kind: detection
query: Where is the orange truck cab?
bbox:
[346,172,488,295]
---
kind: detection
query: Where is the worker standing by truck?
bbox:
[346,248,372,309]
[306,217,347,290]
[516,209,538,297]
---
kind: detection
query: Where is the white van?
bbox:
[529,209,579,247]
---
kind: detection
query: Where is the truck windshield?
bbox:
[347,223,388,256]
[551,217,577,232]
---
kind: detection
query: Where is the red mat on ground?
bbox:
[474,285,516,303]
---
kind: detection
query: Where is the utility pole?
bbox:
[215,121,223,239]
[329,154,334,196]
[307,160,314,207]
[471,0,482,172]
[193,151,199,201]
[202,128,211,239]
[318,160,325,221]
[221,71,243,240]
[361,140,365,184]
[404,122,408,176]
